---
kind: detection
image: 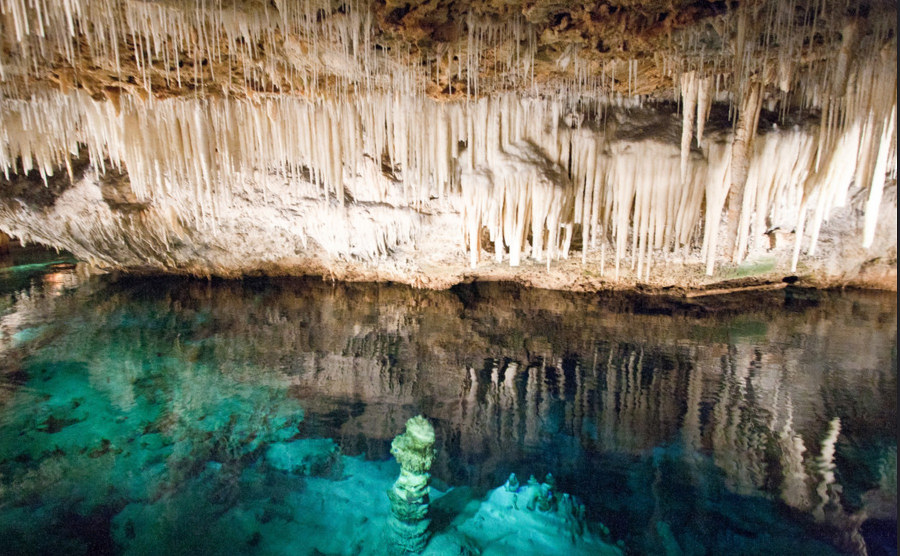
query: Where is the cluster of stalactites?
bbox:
[664,0,896,106]
[0,0,397,97]
[676,10,897,273]
[0,0,545,100]
[1,67,896,276]
[2,0,896,103]
[0,89,700,275]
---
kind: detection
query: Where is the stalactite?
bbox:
[723,81,763,263]
[695,76,713,149]
[863,106,896,248]
[680,71,699,182]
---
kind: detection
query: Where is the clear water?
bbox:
[0,261,896,555]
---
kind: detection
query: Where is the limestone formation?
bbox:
[387,415,436,554]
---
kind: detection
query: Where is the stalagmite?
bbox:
[387,415,436,555]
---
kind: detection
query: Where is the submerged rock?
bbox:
[265,438,342,478]
[427,472,623,556]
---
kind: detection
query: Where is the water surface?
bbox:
[0,265,896,555]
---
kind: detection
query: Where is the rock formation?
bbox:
[388,415,436,554]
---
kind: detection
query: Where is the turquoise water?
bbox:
[0,262,896,555]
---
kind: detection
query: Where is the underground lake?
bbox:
[0,255,896,555]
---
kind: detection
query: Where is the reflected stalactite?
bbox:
[713,346,772,495]
[805,417,871,556]
[680,355,703,453]
[778,396,812,512]
[813,417,843,523]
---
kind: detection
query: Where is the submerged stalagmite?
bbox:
[0,0,896,289]
[388,415,436,554]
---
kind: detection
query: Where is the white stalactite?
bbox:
[680,71,699,182]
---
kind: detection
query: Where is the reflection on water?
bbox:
[0,270,896,555]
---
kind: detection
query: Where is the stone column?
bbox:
[387,415,436,554]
